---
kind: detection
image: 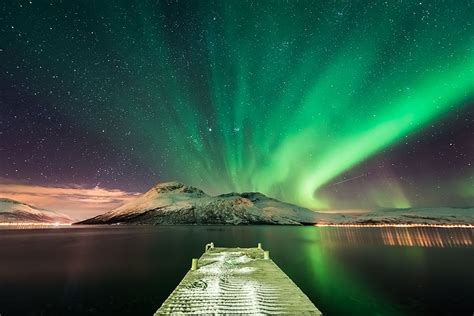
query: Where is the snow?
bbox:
[0,198,74,224]
[347,207,474,225]
[79,182,318,225]
[156,247,322,314]
[77,182,474,226]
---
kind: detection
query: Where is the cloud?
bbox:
[0,182,140,220]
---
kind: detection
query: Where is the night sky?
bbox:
[1,0,473,217]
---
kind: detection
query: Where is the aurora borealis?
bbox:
[1,0,473,217]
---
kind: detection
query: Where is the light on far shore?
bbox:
[314,223,473,228]
[0,222,72,226]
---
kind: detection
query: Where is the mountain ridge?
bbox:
[77,181,474,226]
[77,181,322,225]
[0,198,75,224]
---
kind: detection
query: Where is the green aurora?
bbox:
[133,1,474,209]
[3,0,473,210]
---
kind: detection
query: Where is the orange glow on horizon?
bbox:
[0,222,72,225]
[0,182,140,219]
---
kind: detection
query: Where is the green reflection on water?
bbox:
[301,228,403,316]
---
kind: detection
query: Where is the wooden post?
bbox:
[191,258,198,270]
[205,242,215,252]
[257,243,262,250]
[264,251,270,260]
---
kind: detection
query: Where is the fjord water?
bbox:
[0,226,472,316]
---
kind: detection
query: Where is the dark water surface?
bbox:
[0,226,472,316]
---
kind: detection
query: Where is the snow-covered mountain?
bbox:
[77,181,324,225]
[0,198,74,224]
[77,181,474,226]
[346,207,474,225]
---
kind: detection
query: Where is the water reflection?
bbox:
[0,226,472,315]
[319,227,472,247]
[301,228,402,315]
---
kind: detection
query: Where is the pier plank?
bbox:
[156,245,322,315]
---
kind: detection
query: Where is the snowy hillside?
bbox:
[78,181,323,225]
[346,207,474,225]
[0,198,74,224]
[77,181,474,226]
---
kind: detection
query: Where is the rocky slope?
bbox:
[0,198,74,224]
[77,181,324,225]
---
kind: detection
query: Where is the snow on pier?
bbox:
[155,243,322,315]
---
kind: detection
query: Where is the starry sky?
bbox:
[1,0,473,218]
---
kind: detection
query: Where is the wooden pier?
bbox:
[155,243,322,315]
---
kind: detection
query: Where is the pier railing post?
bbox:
[264,251,270,260]
[191,258,198,271]
[205,242,215,252]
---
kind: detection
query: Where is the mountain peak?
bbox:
[78,182,320,225]
[150,181,205,195]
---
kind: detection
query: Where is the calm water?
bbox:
[0,226,472,316]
